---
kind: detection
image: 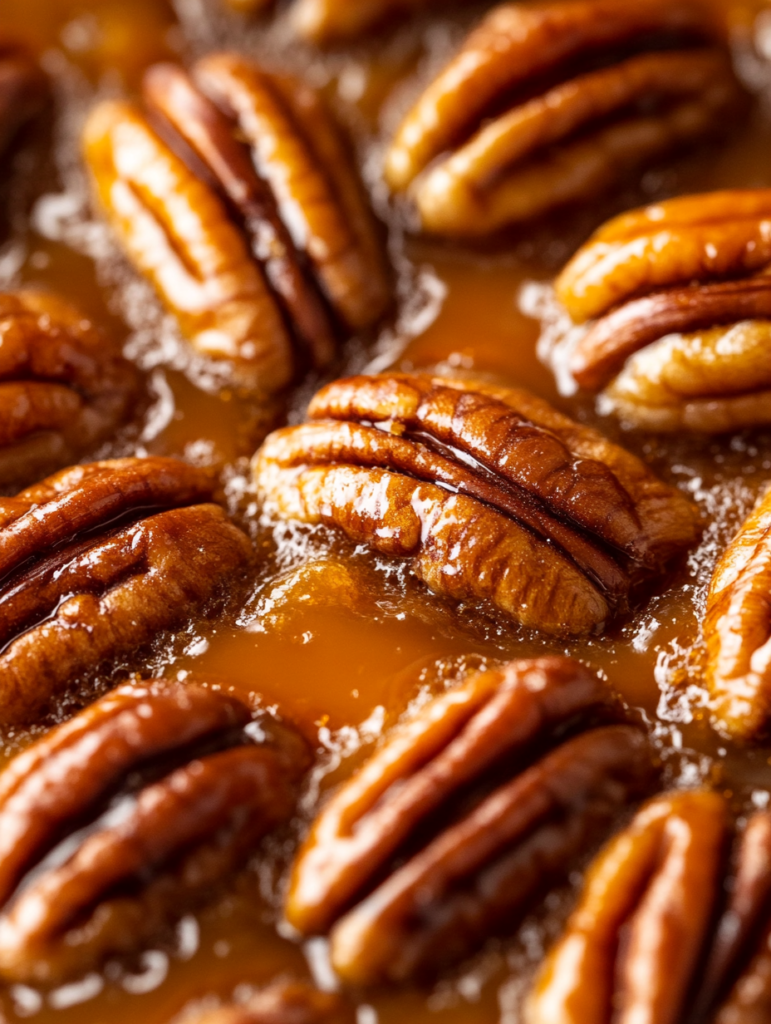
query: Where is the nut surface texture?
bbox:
[254,373,698,636]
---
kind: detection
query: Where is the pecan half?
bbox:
[0,456,253,724]
[83,54,388,397]
[254,373,698,636]
[525,792,771,1024]
[704,486,771,742]
[0,41,47,158]
[384,0,742,236]
[0,291,139,488]
[286,656,657,984]
[554,190,771,432]
[0,680,309,983]
[183,982,355,1024]
[290,0,440,44]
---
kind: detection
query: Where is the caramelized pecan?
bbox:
[526,792,771,1024]
[286,656,657,983]
[254,373,698,636]
[0,291,139,488]
[0,680,309,983]
[704,487,771,742]
[83,54,388,397]
[0,456,252,724]
[183,982,355,1024]
[384,0,741,236]
[554,190,771,431]
[0,42,47,158]
[290,0,438,44]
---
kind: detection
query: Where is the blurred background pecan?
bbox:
[83,53,389,398]
[384,0,744,237]
[0,38,47,160]
[0,290,139,489]
[180,981,355,1024]
[526,790,771,1024]
[286,656,657,984]
[254,373,698,636]
[0,456,253,724]
[555,189,771,432]
[0,679,310,983]
[288,0,443,45]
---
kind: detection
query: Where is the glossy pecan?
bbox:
[384,0,741,236]
[286,656,657,984]
[525,792,771,1024]
[0,456,253,724]
[554,190,771,432]
[254,373,698,636]
[184,982,355,1024]
[0,41,47,158]
[0,290,139,488]
[83,54,388,397]
[290,0,440,44]
[0,680,309,983]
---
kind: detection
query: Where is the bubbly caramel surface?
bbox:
[3,0,771,1021]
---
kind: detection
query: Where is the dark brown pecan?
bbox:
[0,291,139,488]
[384,0,742,236]
[525,792,771,1024]
[83,54,389,398]
[0,456,253,724]
[0,42,47,158]
[286,656,657,984]
[254,373,698,636]
[555,190,771,432]
[0,680,309,983]
[183,982,355,1024]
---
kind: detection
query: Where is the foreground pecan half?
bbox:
[0,456,253,724]
[384,0,742,236]
[555,189,771,432]
[184,982,355,1024]
[83,53,388,397]
[286,656,657,984]
[0,291,139,488]
[254,373,698,636]
[0,41,47,160]
[0,680,309,983]
[526,791,771,1024]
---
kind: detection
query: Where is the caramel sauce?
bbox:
[2,0,771,1020]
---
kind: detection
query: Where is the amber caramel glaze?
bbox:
[2,0,771,1022]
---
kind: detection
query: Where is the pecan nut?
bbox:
[83,53,389,397]
[290,0,438,44]
[286,656,657,984]
[554,190,771,432]
[525,791,771,1024]
[0,680,309,983]
[254,373,698,636]
[182,982,355,1024]
[0,41,47,158]
[0,290,139,488]
[704,486,771,742]
[0,456,253,724]
[384,0,742,236]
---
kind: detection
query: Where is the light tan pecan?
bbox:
[0,680,309,983]
[0,290,139,488]
[83,54,388,397]
[254,373,698,636]
[286,656,657,984]
[554,190,771,432]
[526,792,771,1024]
[0,456,253,725]
[182,982,355,1024]
[384,0,742,236]
[0,41,47,158]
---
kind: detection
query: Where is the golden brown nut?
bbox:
[286,656,657,984]
[526,792,771,1024]
[384,0,742,236]
[83,54,388,397]
[0,456,253,724]
[0,680,309,983]
[0,41,47,157]
[290,0,439,43]
[0,290,139,488]
[553,190,771,432]
[254,373,698,636]
[182,982,355,1024]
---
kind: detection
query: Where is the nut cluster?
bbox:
[0,456,252,724]
[254,373,698,636]
[286,656,656,984]
[556,189,771,432]
[84,53,389,398]
[0,680,309,983]
[384,0,743,236]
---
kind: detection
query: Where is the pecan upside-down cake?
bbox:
[4,1,771,1023]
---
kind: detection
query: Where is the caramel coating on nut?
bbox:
[0,44,47,156]
[0,458,253,724]
[0,291,139,487]
[290,0,435,44]
[255,374,697,636]
[704,486,771,741]
[184,982,355,1024]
